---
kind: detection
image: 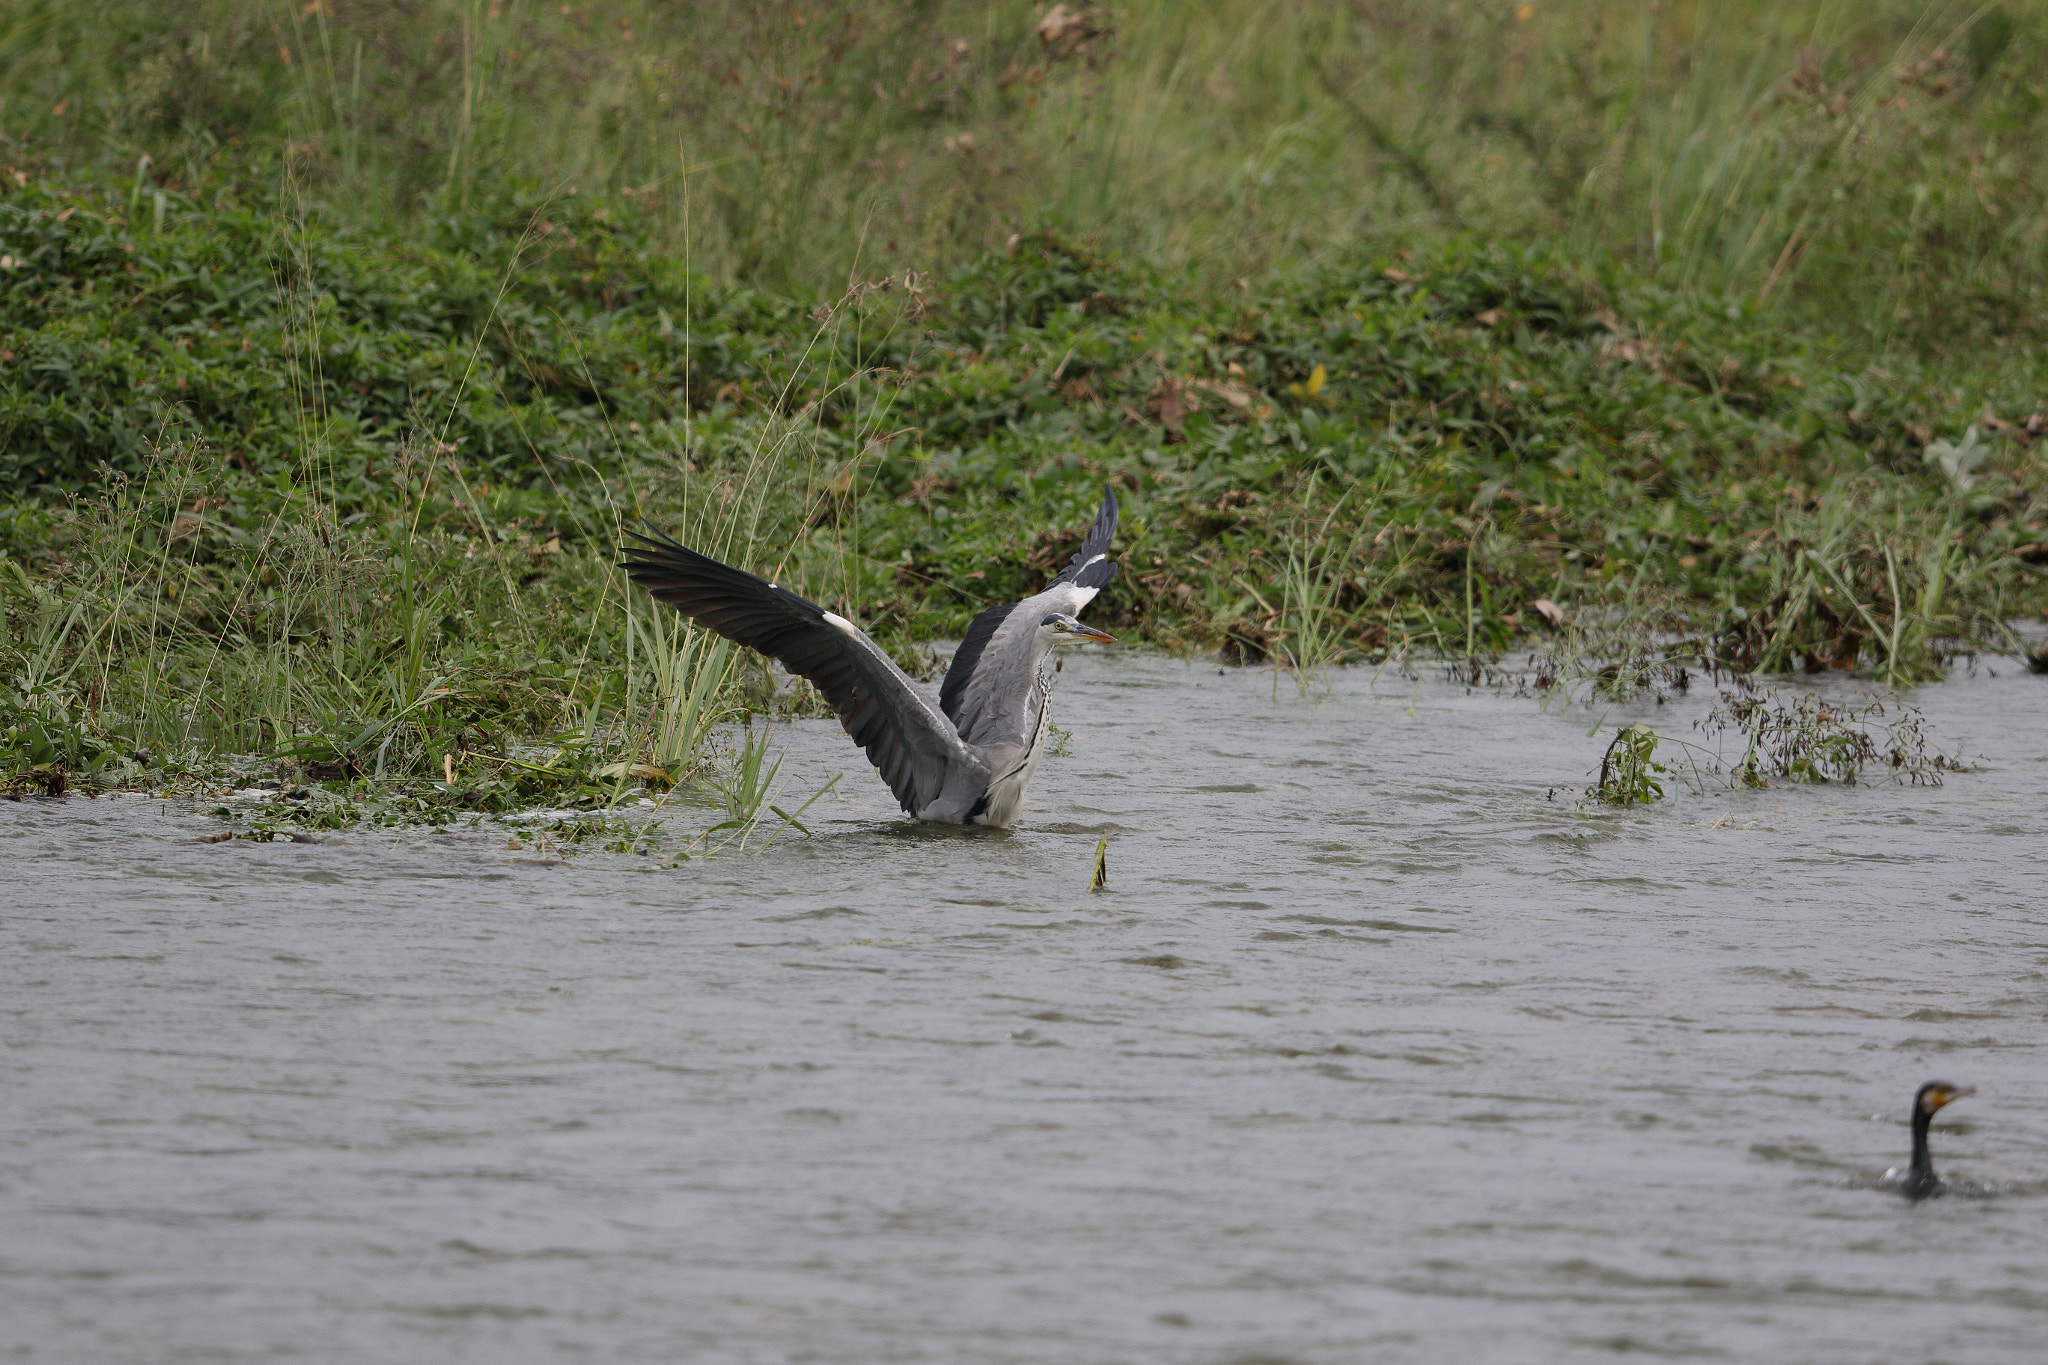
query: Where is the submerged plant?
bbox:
[1700,685,1958,787]
[1512,596,1700,709]
[1588,723,1668,806]
[713,720,785,831]
[1575,682,1961,809]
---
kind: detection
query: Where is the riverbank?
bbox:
[3,173,2045,806]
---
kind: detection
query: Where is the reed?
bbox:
[1269,479,1380,697]
[698,716,840,852]
[631,604,737,786]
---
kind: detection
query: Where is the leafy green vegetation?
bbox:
[1,1,2044,820]
[1589,722,1667,807]
[1702,684,1960,788]
[1576,681,1960,809]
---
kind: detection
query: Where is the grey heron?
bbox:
[621,487,1120,827]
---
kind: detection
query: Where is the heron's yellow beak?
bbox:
[1070,623,1117,645]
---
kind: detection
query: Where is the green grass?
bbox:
[1,2,2045,815]
[6,0,2044,347]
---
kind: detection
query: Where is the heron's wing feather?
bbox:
[942,596,1049,747]
[621,530,980,816]
[939,601,1015,728]
[1051,485,1119,595]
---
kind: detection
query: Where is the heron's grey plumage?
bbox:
[621,487,1119,827]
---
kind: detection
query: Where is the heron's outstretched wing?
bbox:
[621,530,982,816]
[1052,485,1120,598]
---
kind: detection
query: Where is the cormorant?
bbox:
[1885,1080,1975,1201]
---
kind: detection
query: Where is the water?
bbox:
[5,654,2045,1363]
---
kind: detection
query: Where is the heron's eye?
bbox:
[1042,614,1065,628]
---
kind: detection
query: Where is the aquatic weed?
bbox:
[699,720,841,852]
[1505,596,1702,709]
[1587,723,1668,807]
[1699,684,1959,788]
[0,702,139,796]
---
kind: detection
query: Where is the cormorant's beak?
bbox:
[1933,1084,1977,1109]
[1070,623,1117,645]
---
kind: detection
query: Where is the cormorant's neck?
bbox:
[1909,1103,1934,1178]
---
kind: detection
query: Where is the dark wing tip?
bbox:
[616,529,954,812]
[620,521,679,560]
[1054,484,1120,586]
[619,527,830,617]
[1071,558,1118,591]
[619,522,703,576]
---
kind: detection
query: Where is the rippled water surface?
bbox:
[5,655,2045,1363]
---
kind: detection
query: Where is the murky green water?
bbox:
[5,654,2044,1363]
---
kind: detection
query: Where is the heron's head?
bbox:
[1916,1080,1974,1115]
[1040,613,1116,645]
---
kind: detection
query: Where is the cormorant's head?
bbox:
[1915,1080,1975,1115]
[1040,613,1116,645]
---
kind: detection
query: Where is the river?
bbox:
[4,653,2043,1363]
